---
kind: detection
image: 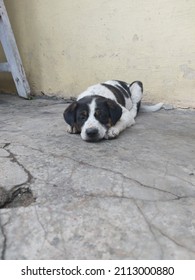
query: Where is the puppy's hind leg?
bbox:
[130,81,143,104]
[129,81,143,116]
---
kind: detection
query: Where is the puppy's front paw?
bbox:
[67,125,72,133]
[105,127,120,139]
[67,125,78,134]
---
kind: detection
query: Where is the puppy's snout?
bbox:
[86,127,99,138]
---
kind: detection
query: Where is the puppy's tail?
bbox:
[140,102,164,112]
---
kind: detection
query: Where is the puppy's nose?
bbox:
[86,127,99,137]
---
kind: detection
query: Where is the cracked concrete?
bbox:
[0,93,195,259]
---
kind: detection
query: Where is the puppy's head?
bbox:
[63,96,122,141]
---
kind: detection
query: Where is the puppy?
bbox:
[63,80,163,142]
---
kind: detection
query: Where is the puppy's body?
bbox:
[64,80,163,142]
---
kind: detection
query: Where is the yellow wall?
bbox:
[1,0,195,107]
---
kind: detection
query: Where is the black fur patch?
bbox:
[101,83,126,107]
[63,97,93,132]
[115,80,131,97]
[95,96,122,126]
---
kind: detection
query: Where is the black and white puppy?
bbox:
[63,80,163,142]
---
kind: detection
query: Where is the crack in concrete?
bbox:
[152,224,195,255]
[58,154,185,201]
[133,202,195,256]
[72,191,194,203]
[4,143,33,186]
[46,153,195,203]
[0,143,35,208]
[80,162,189,199]
[133,200,164,259]
[34,205,67,255]
[0,217,7,260]
[162,159,195,187]
[22,145,193,201]
[0,215,11,260]
[34,205,49,252]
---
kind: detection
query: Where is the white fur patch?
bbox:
[80,98,107,141]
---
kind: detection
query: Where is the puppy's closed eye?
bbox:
[95,109,103,118]
[94,108,109,124]
[79,111,88,120]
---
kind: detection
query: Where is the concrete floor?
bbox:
[0,93,195,260]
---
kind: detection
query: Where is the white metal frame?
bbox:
[0,0,30,98]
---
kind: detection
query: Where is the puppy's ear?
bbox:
[106,99,122,125]
[63,101,78,126]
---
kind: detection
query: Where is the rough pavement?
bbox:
[0,93,195,259]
